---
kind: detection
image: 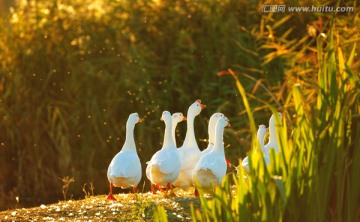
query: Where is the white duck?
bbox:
[107,113,142,200]
[264,112,282,153]
[241,124,267,172]
[173,100,206,189]
[192,117,230,194]
[201,113,224,156]
[171,112,187,147]
[146,111,181,193]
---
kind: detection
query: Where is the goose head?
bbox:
[210,113,224,123]
[172,112,187,124]
[208,113,225,144]
[160,111,172,124]
[269,112,282,127]
[188,99,206,117]
[127,113,142,127]
[257,125,267,146]
[217,116,231,129]
[257,125,267,136]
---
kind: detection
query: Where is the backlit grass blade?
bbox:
[346,43,356,66]
[153,205,168,222]
[219,69,257,147]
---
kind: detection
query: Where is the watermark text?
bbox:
[261,5,354,13]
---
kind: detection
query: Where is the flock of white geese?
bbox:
[106,100,282,200]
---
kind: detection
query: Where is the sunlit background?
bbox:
[0,0,359,211]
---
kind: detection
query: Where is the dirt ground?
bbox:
[0,190,201,221]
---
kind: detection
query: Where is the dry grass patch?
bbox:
[0,190,201,221]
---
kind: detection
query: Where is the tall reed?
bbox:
[187,14,360,222]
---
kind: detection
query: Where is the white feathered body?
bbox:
[193,116,229,188]
[146,148,181,187]
[107,150,142,189]
[173,146,201,189]
[192,150,227,188]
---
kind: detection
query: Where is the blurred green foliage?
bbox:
[0,0,358,214]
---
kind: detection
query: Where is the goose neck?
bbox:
[123,123,136,151]
[171,122,177,147]
[208,120,216,145]
[183,115,197,147]
[269,124,278,143]
[163,121,176,149]
[258,133,266,152]
[213,126,225,154]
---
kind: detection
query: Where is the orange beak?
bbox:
[138,118,143,123]
[182,116,187,121]
[196,99,206,110]
[160,117,163,121]
[226,122,231,127]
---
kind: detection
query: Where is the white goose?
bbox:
[107,113,142,200]
[146,111,181,193]
[201,113,224,156]
[241,124,267,172]
[192,117,230,194]
[171,112,187,147]
[173,100,206,189]
[264,112,282,153]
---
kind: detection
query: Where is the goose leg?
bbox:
[107,182,116,200]
[166,183,170,192]
[166,183,175,191]
[194,188,199,197]
[166,183,177,196]
[132,186,138,200]
[156,184,165,192]
[151,183,156,194]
